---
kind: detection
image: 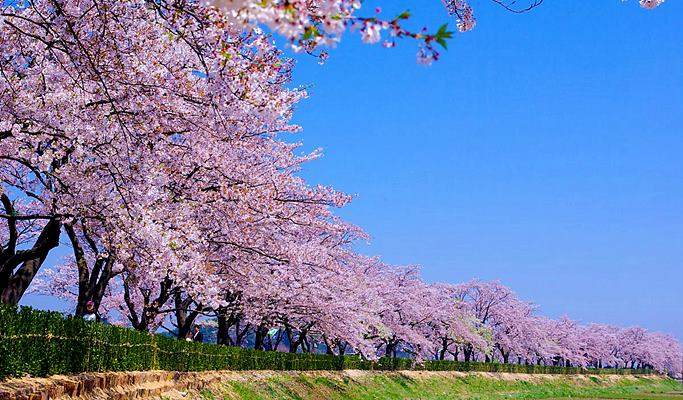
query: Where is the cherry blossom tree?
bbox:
[454,280,534,362]
[576,324,620,368]
[426,283,490,361]
[1,0,307,309]
[211,0,664,64]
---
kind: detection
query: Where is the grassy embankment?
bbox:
[187,371,683,400]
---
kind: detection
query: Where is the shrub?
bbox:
[0,305,656,379]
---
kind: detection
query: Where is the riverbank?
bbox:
[184,371,682,400]
[1,370,680,400]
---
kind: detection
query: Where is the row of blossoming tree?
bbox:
[1,0,678,377]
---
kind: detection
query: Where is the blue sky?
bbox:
[283,1,683,339]
[21,1,682,341]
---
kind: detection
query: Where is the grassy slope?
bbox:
[190,371,683,400]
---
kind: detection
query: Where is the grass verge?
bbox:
[191,371,682,400]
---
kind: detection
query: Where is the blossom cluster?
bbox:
[640,0,665,10]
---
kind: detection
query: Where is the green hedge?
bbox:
[416,360,652,375]
[0,305,655,379]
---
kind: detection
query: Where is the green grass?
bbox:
[199,372,683,400]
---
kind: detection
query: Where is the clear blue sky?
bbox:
[22,1,682,341]
[284,1,683,339]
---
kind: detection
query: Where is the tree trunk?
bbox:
[385,342,395,358]
[285,325,298,353]
[439,347,446,360]
[124,277,173,332]
[254,324,266,351]
[448,346,460,362]
[173,292,201,340]
[323,335,335,355]
[235,320,250,347]
[217,312,231,345]
[336,340,348,356]
[0,217,61,305]
[463,345,473,362]
[64,222,116,317]
[287,326,308,353]
[438,337,449,360]
[273,329,284,352]
[301,336,307,353]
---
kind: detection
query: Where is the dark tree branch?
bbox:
[491,0,544,14]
